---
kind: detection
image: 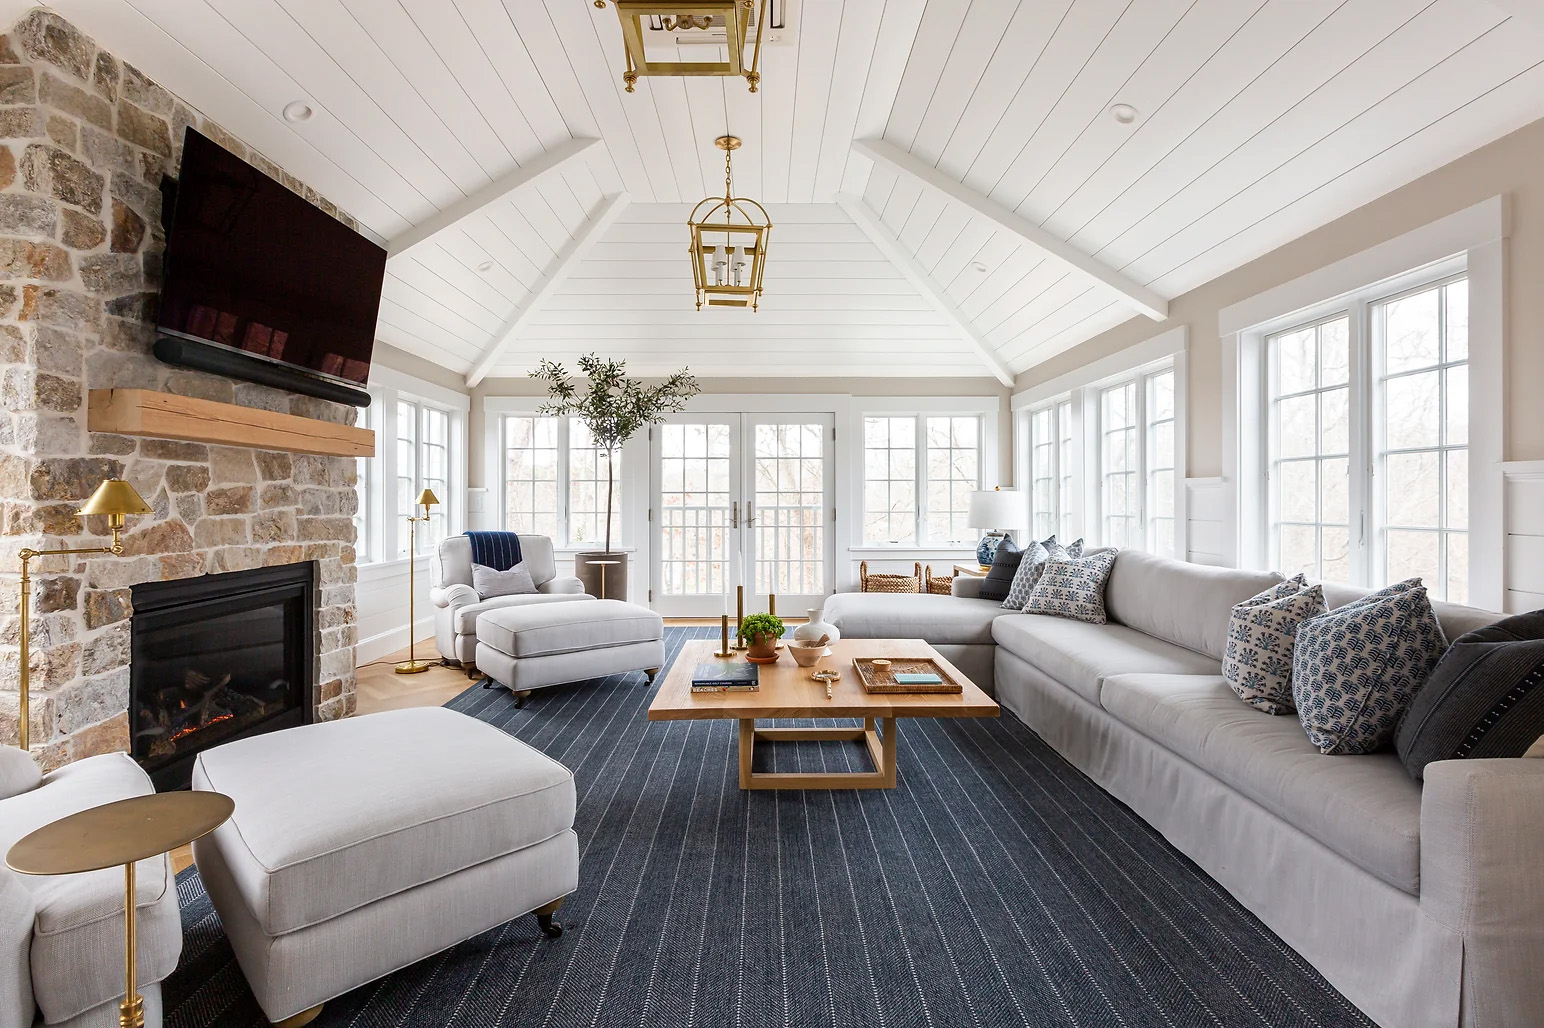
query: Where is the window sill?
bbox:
[849,546,976,557]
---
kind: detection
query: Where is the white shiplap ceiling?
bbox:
[53,0,1544,383]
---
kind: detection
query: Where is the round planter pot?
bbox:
[575,551,629,600]
[745,634,779,662]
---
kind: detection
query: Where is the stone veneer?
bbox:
[0,11,362,768]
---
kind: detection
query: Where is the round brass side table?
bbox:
[6,791,235,1028]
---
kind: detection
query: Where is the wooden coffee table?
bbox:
[649,638,999,790]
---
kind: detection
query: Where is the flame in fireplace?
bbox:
[167,712,234,745]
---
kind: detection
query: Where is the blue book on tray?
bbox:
[691,663,760,691]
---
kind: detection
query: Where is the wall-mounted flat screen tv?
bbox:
[158,128,385,387]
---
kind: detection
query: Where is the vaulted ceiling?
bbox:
[56,0,1544,383]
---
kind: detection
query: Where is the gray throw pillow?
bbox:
[1396,609,1544,780]
[0,745,40,800]
[977,536,1023,603]
[1292,579,1448,755]
[1222,575,1324,715]
[472,561,537,599]
[1003,537,1084,610]
[1022,548,1119,624]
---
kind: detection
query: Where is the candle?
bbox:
[768,592,776,617]
[735,585,746,649]
[720,613,730,656]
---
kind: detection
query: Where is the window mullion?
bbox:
[915,415,927,546]
[1351,298,1375,588]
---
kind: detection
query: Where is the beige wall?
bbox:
[371,342,472,396]
[1017,115,1544,478]
[469,375,1014,489]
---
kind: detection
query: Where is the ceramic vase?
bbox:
[792,607,840,645]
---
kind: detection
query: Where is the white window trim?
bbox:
[1220,196,1506,608]
[852,395,1002,553]
[495,411,630,551]
[1013,326,1188,556]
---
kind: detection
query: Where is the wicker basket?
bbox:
[859,560,922,594]
[924,565,955,595]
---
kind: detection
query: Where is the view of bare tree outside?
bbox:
[1379,278,1468,602]
[1030,407,1057,540]
[925,416,979,544]
[1269,315,1351,581]
[567,420,621,548]
[1146,371,1176,557]
[658,421,732,596]
[862,415,983,546]
[862,417,917,545]
[396,400,418,556]
[752,423,825,595]
[419,407,449,552]
[502,415,560,539]
[1100,381,1139,547]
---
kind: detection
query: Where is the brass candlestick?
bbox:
[715,614,734,658]
[733,585,746,650]
[16,478,151,752]
[395,488,440,675]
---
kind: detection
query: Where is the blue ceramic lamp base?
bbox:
[976,531,1011,567]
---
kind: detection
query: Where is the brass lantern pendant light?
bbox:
[688,135,771,311]
[595,0,770,93]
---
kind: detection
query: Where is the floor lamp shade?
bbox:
[967,489,1025,567]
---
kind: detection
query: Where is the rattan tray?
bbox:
[852,656,962,694]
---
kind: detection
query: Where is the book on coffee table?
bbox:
[691,662,759,692]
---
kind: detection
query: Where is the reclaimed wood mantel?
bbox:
[87,389,375,458]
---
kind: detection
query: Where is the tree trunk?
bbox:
[604,446,615,554]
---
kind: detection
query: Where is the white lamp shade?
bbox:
[967,489,1025,530]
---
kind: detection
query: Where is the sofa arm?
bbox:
[1420,758,1544,1024]
[952,575,985,599]
[0,864,34,1028]
[539,576,586,595]
[432,583,478,609]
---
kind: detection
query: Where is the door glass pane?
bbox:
[752,422,825,595]
[659,422,732,596]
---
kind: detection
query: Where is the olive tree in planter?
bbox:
[534,353,699,600]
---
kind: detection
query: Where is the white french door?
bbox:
[650,413,834,617]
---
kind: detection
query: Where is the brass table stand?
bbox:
[6,791,235,1028]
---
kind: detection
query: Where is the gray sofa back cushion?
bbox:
[1104,549,1284,660]
[1320,582,1499,641]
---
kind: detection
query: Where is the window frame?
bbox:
[859,411,986,548]
[499,413,627,550]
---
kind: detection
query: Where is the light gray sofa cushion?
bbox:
[1105,549,1284,660]
[991,614,1220,705]
[1100,673,1422,893]
[191,707,576,936]
[825,593,1003,647]
[451,591,590,634]
[477,599,663,658]
[0,745,39,800]
[0,865,33,1028]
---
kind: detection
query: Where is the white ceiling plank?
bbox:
[907,0,1022,165]
[854,138,1167,320]
[452,218,545,290]
[838,193,1014,386]
[405,245,529,316]
[451,0,573,149]
[386,138,601,259]
[838,0,928,195]
[811,0,885,201]
[542,291,936,312]
[785,0,834,204]
[466,193,633,387]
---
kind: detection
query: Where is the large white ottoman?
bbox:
[476,598,665,703]
[191,707,577,1026]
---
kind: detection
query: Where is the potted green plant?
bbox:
[534,353,699,599]
[737,612,785,662]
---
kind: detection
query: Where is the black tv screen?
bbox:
[158,128,385,386]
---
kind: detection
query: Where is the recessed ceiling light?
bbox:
[1110,103,1138,125]
[971,261,988,273]
[476,260,495,273]
[283,101,314,123]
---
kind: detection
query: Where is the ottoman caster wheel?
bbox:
[514,689,532,709]
[272,1003,324,1028]
[479,677,495,690]
[535,898,564,938]
[645,667,660,684]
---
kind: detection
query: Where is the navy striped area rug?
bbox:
[165,626,1373,1027]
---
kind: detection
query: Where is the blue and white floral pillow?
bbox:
[1022,548,1119,624]
[1222,575,1324,714]
[1291,579,1448,755]
[1002,536,1083,610]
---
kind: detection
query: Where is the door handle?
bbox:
[731,501,738,529]
[745,500,755,525]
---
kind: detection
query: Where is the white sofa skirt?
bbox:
[995,648,1464,1028]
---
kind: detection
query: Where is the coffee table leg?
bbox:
[738,719,754,788]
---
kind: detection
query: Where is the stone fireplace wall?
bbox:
[0,10,361,768]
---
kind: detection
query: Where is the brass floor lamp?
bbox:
[395,488,439,675]
[16,478,152,751]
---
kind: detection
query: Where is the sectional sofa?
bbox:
[824,549,1544,1028]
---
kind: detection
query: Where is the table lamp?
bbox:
[16,478,152,752]
[395,488,439,675]
[967,487,1024,568]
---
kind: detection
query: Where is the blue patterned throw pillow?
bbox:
[1001,537,1085,610]
[1222,575,1325,715]
[1022,548,1119,624]
[1291,579,1448,755]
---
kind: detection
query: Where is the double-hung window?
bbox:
[1093,363,1175,554]
[418,407,449,552]
[395,400,418,558]
[861,414,982,546]
[502,415,622,548]
[1263,273,1467,600]
[1027,399,1074,541]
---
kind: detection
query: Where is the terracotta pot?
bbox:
[745,633,779,661]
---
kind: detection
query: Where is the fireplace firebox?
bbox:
[130,562,316,789]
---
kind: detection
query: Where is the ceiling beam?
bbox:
[388,137,603,261]
[465,192,631,387]
[851,137,1169,322]
[836,193,1015,387]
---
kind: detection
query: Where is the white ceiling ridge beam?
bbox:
[388,137,604,261]
[836,193,1015,387]
[465,192,631,388]
[851,138,1169,321]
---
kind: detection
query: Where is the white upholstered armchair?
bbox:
[430,534,588,669]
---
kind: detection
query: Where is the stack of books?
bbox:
[691,663,759,692]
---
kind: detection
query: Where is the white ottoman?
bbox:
[191,708,577,1025]
[476,598,665,703]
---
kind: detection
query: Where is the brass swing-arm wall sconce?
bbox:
[16,478,152,752]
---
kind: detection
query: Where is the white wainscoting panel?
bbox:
[1185,478,1227,566]
[1502,462,1544,614]
[356,559,436,663]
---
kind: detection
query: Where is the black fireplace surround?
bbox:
[130,562,316,789]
